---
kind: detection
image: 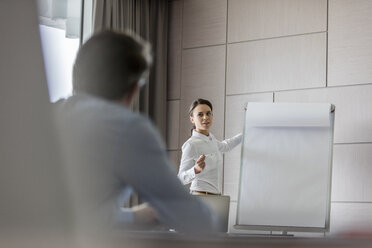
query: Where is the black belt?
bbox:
[192,190,221,195]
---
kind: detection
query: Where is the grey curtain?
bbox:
[91,0,168,207]
[92,0,168,139]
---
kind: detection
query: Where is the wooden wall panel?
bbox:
[179,45,226,146]
[167,0,183,99]
[332,144,372,202]
[228,0,327,43]
[182,0,227,48]
[166,100,180,150]
[328,0,372,86]
[168,150,181,172]
[227,33,326,94]
[330,203,372,234]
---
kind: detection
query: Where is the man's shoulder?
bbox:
[56,94,145,124]
[55,94,161,145]
[54,94,159,141]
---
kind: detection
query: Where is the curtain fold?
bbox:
[92,0,168,139]
[91,0,168,207]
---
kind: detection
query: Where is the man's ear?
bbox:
[119,82,139,107]
[127,82,139,103]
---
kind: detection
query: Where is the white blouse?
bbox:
[178,130,243,194]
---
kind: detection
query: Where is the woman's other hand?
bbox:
[194,154,206,174]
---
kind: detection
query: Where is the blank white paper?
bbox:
[237,102,333,228]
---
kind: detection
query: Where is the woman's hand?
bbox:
[194,154,206,174]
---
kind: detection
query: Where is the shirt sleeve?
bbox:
[112,117,218,234]
[114,187,134,224]
[217,133,243,153]
[177,142,197,185]
[116,208,135,223]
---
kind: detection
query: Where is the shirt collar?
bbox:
[192,130,214,142]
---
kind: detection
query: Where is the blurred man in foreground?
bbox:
[54,31,217,235]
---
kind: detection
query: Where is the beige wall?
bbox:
[167,0,372,235]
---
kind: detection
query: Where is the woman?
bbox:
[178,98,242,195]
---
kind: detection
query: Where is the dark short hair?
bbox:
[73,30,152,100]
[189,98,213,117]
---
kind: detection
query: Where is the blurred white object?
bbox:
[236,102,335,233]
[39,24,79,102]
[0,0,73,244]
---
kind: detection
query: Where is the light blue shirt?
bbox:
[54,94,217,234]
[116,187,135,223]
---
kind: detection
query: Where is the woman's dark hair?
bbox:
[189,98,213,134]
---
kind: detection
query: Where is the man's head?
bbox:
[73,30,152,102]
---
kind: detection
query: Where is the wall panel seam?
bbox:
[226,83,372,97]
[325,0,329,88]
[222,0,229,194]
[178,0,184,150]
[183,43,227,50]
[334,142,372,145]
[227,31,327,45]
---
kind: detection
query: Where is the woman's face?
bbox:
[190,104,213,135]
